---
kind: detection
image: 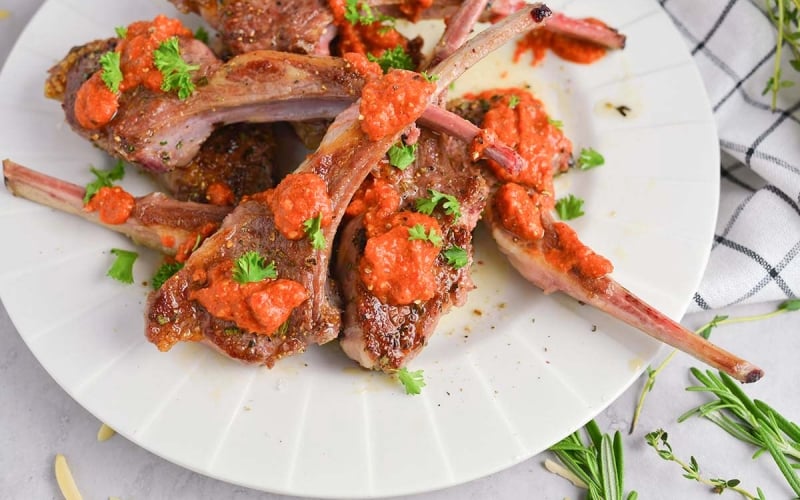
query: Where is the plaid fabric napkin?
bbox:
[662,0,800,311]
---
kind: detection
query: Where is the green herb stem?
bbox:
[629,300,800,434]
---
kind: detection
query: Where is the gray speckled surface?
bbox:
[1,2,798,499]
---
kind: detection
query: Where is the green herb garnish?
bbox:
[153,37,199,100]
[396,367,425,395]
[107,248,138,284]
[415,189,461,220]
[344,0,394,26]
[233,251,277,284]
[547,420,638,500]
[194,26,209,44]
[508,95,520,109]
[443,246,468,269]
[678,368,800,497]
[83,160,125,204]
[387,142,417,170]
[577,147,605,170]
[555,194,585,220]
[114,26,128,38]
[407,224,442,247]
[303,214,326,250]
[151,262,184,290]
[645,429,765,499]
[367,46,414,73]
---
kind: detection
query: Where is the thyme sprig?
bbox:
[546,420,638,500]
[629,299,800,434]
[645,429,765,499]
[764,0,800,109]
[679,368,800,496]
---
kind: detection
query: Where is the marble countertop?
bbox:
[1,2,798,499]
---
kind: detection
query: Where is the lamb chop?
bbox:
[48,37,363,173]
[336,129,487,370]
[334,0,494,371]
[445,90,763,383]
[2,159,230,256]
[145,3,554,365]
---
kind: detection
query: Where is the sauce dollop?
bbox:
[191,260,308,336]
[359,211,442,305]
[467,88,571,210]
[359,70,435,140]
[328,0,412,56]
[84,186,135,225]
[267,173,332,241]
[493,183,544,241]
[74,15,194,130]
[544,222,613,279]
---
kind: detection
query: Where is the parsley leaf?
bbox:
[396,367,426,395]
[344,0,394,26]
[303,214,326,250]
[443,246,468,269]
[577,147,605,170]
[415,189,461,220]
[153,37,200,100]
[194,26,209,44]
[555,194,585,220]
[233,251,277,283]
[548,117,563,129]
[151,261,184,290]
[99,51,123,94]
[407,224,442,247]
[367,46,414,73]
[107,248,138,284]
[84,160,125,204]
[421,71,439,83]
[115,26,128,38]
[387,142,417,170]
[508,94,520,109]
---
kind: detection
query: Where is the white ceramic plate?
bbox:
[0,0,719,497]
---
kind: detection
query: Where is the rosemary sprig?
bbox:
[645,429,765,499]
[546,420,638,500]
[629,299,800,434]
[764,0,800,109]
[679,368,800,496]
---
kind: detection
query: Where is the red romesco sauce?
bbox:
[346,177,401,237]
[514,18,609,66]
[328,0,410,56]
[191,261,308,335]
[359,70,435,141]
[174,222,218,263]
[84,186,135,224]
[544,222,613,279]
[468,88,571,210]
[493,183,544,241]
[398,0,434,21]
[343,52,383,81]
[360,211,442,305]
[206,182,235,206]
[74,15,193,130]
[268,173,333,240]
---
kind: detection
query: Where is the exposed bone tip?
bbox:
[531,4,553,23]
[743,366,764,384]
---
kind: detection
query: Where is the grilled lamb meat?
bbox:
[170,0,335,55]
[145,5,552,365]
[49,38,362,172]
[156,123,277,203]
[336,129,487,370]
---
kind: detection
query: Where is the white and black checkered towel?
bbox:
[662,0,800,311]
